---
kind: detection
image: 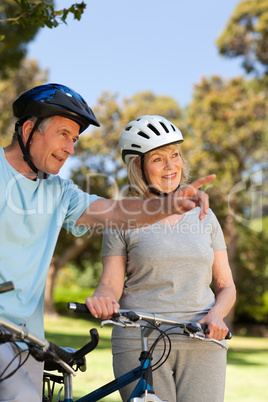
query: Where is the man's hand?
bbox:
[164,174,216,220]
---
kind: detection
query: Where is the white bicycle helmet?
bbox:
[119,115,183,166]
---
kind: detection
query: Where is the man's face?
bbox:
[29,116,80,175]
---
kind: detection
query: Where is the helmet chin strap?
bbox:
[140,155,180,197]
[16,117,50,179]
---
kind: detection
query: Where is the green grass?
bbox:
[225,336,268,401]
[44,315,268,402]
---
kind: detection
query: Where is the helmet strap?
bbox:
[17,117,49,179]
[140,154,180,197]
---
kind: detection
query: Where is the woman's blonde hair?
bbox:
[126,144,190,199]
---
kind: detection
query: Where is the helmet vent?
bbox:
[147,124,160,136]
[68,95,83,110]
[159,122,169,133]
[125,126,131,131]
[171,124,176,132]
[131,143,141,148]
[137,131,150,139]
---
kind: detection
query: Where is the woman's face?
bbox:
[144,145,182,193]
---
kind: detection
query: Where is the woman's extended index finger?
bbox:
[190,174,216,189]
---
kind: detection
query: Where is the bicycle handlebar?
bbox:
[0,316,76,375]
[0,283,99,377]
[0,281,14,294]
[0,316,99,376]
[67,302,232,340]
[68,302,90,314]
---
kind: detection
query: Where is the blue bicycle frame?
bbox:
[77,353,153,402]
[61,325,159,402]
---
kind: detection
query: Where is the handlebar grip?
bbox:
[67,302,89,314]
[48,342,73,365]
[72,328,99,362]
[200,324,210,335]
[225,331,232,340]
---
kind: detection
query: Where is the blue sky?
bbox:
[28,0,244,110]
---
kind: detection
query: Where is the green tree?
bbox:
[217,0,268,75]
[0,0,86,78]
[235,226,268,325]
[0,0,40,78]
[0,58,47,146]
[0,0,86,27]
[187,75,268,326]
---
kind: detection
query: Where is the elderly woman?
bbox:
[86,115,236,402]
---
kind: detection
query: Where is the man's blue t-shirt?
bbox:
[0,147,99,338]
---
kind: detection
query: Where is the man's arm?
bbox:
[76,174,216,229]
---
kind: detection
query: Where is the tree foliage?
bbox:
[0,58,47,146]
[187,75,268,324]
[217,0,268,75]
[0,0,40,78]
[235,226,268,324]
[0,0,86,78]
[0,0,86,28]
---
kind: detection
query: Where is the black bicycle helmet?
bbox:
[12,83,100,178]
[13,83,100,133]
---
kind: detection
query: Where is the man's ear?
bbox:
[21,120,35,144]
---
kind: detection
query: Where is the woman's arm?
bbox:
[85,255,126,319]
[199,248,236,340]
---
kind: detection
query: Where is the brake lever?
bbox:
[100,319,124,328]
[100,319,139,329]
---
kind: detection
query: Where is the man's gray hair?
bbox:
[12,116,54,143]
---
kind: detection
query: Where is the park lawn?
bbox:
[225,336,268,402]
[44,315,268,402]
